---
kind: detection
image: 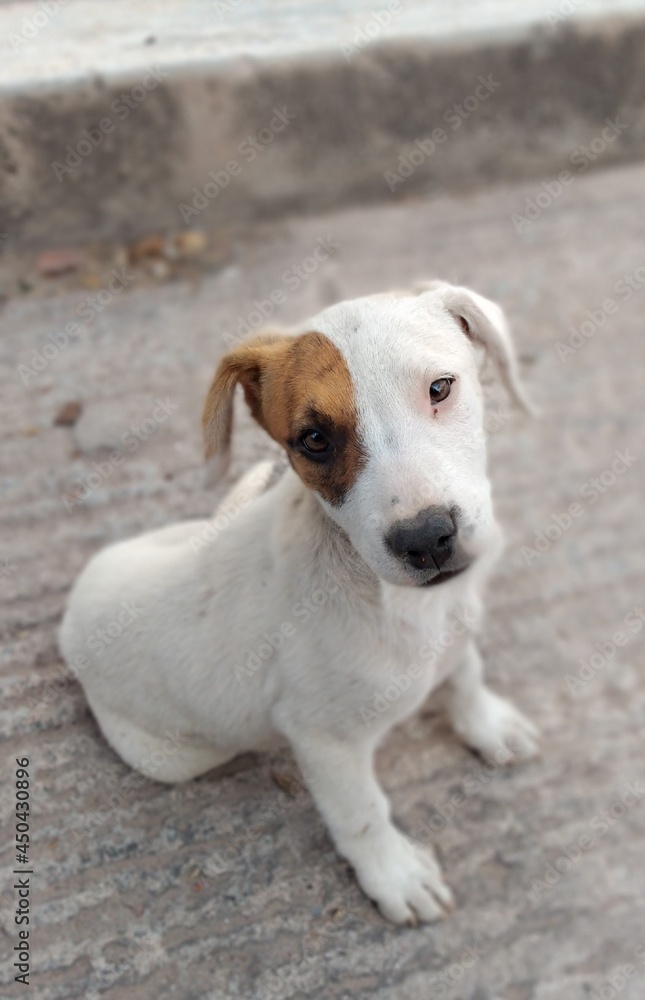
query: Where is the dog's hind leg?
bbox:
[87,700,234,783]
[444,640,539,765]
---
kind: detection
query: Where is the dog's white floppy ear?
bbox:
[202,333,290,477]
[421,282,537,416]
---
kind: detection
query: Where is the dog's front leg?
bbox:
[444,640,539,764]
[283,730,454,924]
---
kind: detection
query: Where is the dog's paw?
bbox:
[351,829,454,925]
[452,688,539,765]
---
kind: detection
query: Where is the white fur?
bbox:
[59,284,539,925]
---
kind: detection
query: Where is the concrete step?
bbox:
[1,0,645,250]
[3,0,645,88]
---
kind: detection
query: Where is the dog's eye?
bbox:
[429,377,453,403]
[300,429,331,455]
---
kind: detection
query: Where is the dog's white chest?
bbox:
[339,586,470,731]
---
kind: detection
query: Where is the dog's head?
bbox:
[203,283,533,587]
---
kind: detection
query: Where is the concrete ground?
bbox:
[1,161,644,999]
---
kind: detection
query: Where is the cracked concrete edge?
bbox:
[1,11,645,252]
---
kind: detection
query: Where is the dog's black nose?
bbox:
[386,507,456,571]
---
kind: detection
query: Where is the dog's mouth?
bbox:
[418,563,472,587]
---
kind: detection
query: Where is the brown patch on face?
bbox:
[202,331,365,505]
[273,332,365,504]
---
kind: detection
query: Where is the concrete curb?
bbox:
[1,12,645,251]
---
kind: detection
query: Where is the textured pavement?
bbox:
[1,161,644,999]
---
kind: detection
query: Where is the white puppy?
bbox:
[60,282,539,925]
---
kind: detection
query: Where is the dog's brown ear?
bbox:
[419,282,537,416]
[202,334,291,465]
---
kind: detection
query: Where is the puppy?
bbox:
[60,281,539,925]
